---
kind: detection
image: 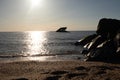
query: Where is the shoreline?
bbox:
[0,54,84,63]
[0,61,120,80]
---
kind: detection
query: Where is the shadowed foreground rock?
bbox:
[75,34,97,46]
[76,18,120,62]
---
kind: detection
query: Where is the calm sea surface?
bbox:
[0,31,95,62]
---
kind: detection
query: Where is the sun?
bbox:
[31,0,43,8]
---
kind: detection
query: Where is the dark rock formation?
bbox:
[96,18,120,39]
[77,18,120,62]
[87,35,106,51]
[75,34,97,46]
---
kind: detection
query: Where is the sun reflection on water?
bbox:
[27,31,47,56]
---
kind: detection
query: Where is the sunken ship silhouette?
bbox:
[56,27,68,32]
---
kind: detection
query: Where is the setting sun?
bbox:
[31,0,43,8]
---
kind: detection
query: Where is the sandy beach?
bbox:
[0,61,120,80]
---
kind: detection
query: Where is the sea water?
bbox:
[0,31,95,62]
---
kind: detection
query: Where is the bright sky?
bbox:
[0,0,120,31]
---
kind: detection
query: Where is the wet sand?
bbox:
[0,61,120,80]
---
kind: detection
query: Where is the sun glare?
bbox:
[31,0,43,8]
[27,31,46,56]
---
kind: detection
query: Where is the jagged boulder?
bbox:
[75,34,97,46]
[97,18,120,39]
[85,40,117,61]
[115,31,120,59]
[79,18,120,62]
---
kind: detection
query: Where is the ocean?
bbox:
[0,31,95,62]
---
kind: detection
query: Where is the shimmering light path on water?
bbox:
[0,31,95,62]
[27,31,47,56]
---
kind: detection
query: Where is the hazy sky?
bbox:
[0,0,120,31]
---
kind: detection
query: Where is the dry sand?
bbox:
[0,61,120,80]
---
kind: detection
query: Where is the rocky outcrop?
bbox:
[77,18,120,62]
[75,34,97,46]
[96,18,120,39]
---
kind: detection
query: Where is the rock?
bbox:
[79,18,120,62]
[115,30,120,56]
[96,18,120,39]
[75,34,97,46]
[81,50,89,55]
[87,35,106,51]
[115,31,120,47]
[85,39,117,61]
